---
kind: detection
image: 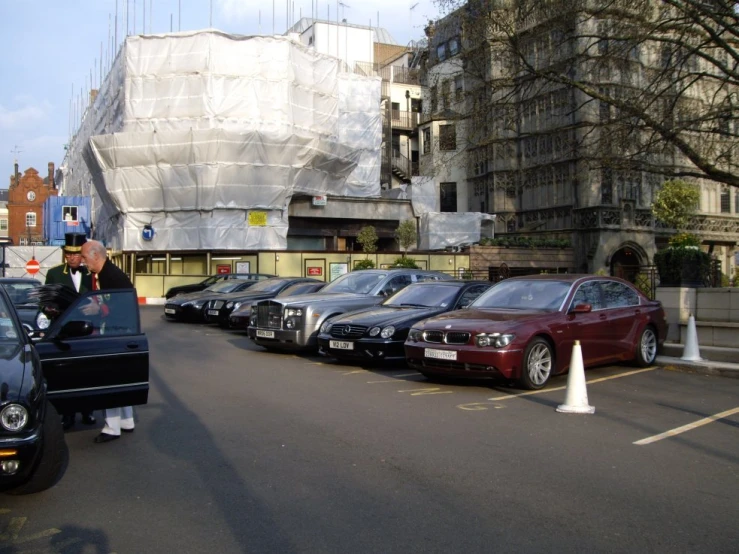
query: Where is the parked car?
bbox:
[229,280,327,330]
[164,273,275,299]
[317,280,493,362]
[203,277,324,328]
[0,286,149,495]
[248,269,452,351]
[0,278,50,334]
[164,279,262,322]
[404,274,667,390]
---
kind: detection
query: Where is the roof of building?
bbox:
[287,17,397,45]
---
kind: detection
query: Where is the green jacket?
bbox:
[45,263,93,293]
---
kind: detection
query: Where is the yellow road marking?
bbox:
[367,373,423,383]
[457,366,657,411]
[397,387,453,396]
[634,406,739,445]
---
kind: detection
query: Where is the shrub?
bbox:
[353,259,375,270]
[389,256,420,269]
[654,247,712,287]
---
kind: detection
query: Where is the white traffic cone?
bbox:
[556,340,595,414]
[680,313,702,362]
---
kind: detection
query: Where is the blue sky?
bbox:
[0,0,441,186]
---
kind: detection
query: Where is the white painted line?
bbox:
[634,406,739,445]
[488,367,657,401]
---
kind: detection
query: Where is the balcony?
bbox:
[384,109,420,131]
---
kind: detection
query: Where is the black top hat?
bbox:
[63,233,87,253]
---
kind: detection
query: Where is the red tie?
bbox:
[92,274,98,290]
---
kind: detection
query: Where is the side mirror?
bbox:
[57,320,95,339]
[570,303,592,314]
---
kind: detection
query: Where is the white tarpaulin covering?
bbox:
[409,176,439,215]
[61,30,382,251]
[3,247,63,280]
[419,212,497,250]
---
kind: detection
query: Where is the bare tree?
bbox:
[431,0,739,187]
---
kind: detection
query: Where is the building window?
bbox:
[430,85,438,112]
[441,80,451,109]
[19,237,28,246]
[440,182,457,212]
[25,212,36,228]
[448,37,460,57]
[439,124,457,151]
[0,219,7,231]
[437,43,446,61]
[720,186,730,213]
[62,205,78,222]
[423,128,431,154]
[454,75,464,102]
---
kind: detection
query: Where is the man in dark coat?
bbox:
[80,239,137,444]
[45,232,96,430]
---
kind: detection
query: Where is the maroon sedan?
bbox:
[404,274,667,389]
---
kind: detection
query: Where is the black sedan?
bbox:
[163,279,262,322]
[165,273,274,299]
[203,277,324,328]
[317,280,492,362]
[0,278,50,335]
[0,286,148,495]
[228,279,327,330]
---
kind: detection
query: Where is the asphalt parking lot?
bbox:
[1,306,737,553]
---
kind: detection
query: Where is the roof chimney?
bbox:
[48,162,55,188]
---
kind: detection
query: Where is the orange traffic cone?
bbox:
[556,340,595,414]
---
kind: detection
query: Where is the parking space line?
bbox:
[488,367,657,401]
[457,367,657,411]
[397,387,454,396]
[634,406,739,445]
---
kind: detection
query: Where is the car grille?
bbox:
[408,359,498,373]
[257,301,283,329]
[329,324,367,339]
[212,300,224,309]
[421,330,471,345]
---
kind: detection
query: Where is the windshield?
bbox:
[384,284,458,308]
[0,294,21,342]
[0,281,40,306]
[202,275,222,287]
[322,272,387,294]
[471,279,571,310]
[239,279,287,293]
[207,280,251,293]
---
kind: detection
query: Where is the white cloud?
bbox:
[0,100,52,130]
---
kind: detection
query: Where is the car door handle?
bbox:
[126,343,140,349]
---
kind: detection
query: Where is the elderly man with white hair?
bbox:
[81,239,138,444]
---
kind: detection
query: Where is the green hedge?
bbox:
[479,236,570,248]
[654,247,712,287]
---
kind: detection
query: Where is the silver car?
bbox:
[247,269,452,351]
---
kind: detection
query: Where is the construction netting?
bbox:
[60,30,382,251]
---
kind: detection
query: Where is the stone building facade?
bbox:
[418,0,739,281]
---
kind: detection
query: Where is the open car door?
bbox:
[33,288,149,414]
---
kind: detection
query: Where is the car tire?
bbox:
[518,337,554,390]
[9,402,68,495]
[634,325,658,367]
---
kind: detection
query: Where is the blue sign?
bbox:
[142,225,154,241]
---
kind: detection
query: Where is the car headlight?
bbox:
[408,328,422,342]
[380,326,395,339]
[1,404,28,432]
[249,316,257,326]
[475,333,515,348]
[369,326,381,336]
[320,321,333,334]
[36,311,50,330]
[285,318,297,329]
[192,300,206,309]
[226,302,234,309]
[285,308,303,317]
[233,302,242,310]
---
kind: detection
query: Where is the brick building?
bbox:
[8,162,58,245]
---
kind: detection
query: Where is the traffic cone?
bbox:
[680,313,702,362]
[556,340,595,414]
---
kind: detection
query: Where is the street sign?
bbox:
[26,259,40,275]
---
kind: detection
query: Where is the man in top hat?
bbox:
[45,232,96,430]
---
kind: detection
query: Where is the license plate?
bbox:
[164,308,176,314]
[207,310,219,316]
[330,340,354,350]
[256,330,275,338]
[425,348,457,361]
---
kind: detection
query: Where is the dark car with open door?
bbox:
[0,286,148,495]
